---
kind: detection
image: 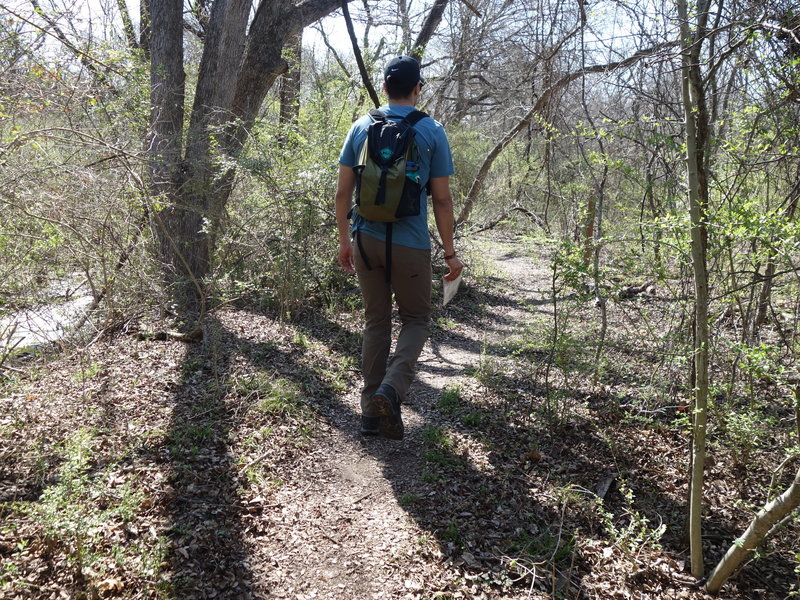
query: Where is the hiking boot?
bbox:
[360,415,380,436]
[373,384,404,440]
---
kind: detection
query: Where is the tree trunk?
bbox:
[148,0,196,308]
[398,0,412,53]
[148,0,345,312]
[705,465,800,594]
[678,0,712,578]
[645,164,662,268]
[116,0,139,50]
[140,0,151,56]
[279,33,303,126]
[583,194,596,267]
[752,261,776,336]
[753,177,800,335]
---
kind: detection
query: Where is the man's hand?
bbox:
[430,177,462,282]
[444,254,463,281]
[335,165,357,275]
[339,241,356,275]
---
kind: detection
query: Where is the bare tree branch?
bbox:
[411,0,449,60]
[5,2,123,87]
[313,22,353,78]
[341,0,380,108]
[457,40,679,225]
[297,0,353,26]
[116,0,139,50]
[458,0,482,17]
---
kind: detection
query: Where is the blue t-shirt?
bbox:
[338,104,455,250]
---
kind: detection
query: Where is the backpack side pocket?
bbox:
[395,145,422,218]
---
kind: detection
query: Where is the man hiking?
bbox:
[335,55,463,441]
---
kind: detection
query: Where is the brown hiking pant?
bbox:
[353,232,432,415]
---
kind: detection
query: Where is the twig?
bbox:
[710,266,800,301]
[312,22,352,79]
[12,1,123,84]
[527,562,537,598]
[262,481,315,509]
[549,501,568,597]
[458,0,482,16]
[767,454,795,500]
[352,492,373,505]
[0,328,24,371]
[466,206,546,235]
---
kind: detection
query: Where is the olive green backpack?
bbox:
[351,108,429,281]
[352,108,428,222]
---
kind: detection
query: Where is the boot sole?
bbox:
[360,416,380,436]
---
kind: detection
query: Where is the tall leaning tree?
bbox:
[148,0,347,314]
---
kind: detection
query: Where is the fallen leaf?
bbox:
[97,577,124,593]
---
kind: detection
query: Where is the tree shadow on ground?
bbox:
[458,326,800,599]
[160,319,254,599]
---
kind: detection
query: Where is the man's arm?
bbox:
[335,165,357,274]
[429,176,464,281]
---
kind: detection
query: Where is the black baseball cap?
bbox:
[384,55,425,87]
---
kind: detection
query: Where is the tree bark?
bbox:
[705,465,800,594]
[583,194,596,266]
[398,0,412,53]
[279,33,303,126]
[148,0,195,307]
[231,0,345,131]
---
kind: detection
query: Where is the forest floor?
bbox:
[0,234,798,600]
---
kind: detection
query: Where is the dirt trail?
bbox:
[248,237,551,599]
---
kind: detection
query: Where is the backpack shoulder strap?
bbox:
[402,110,429,127]
[368,108,386,123]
